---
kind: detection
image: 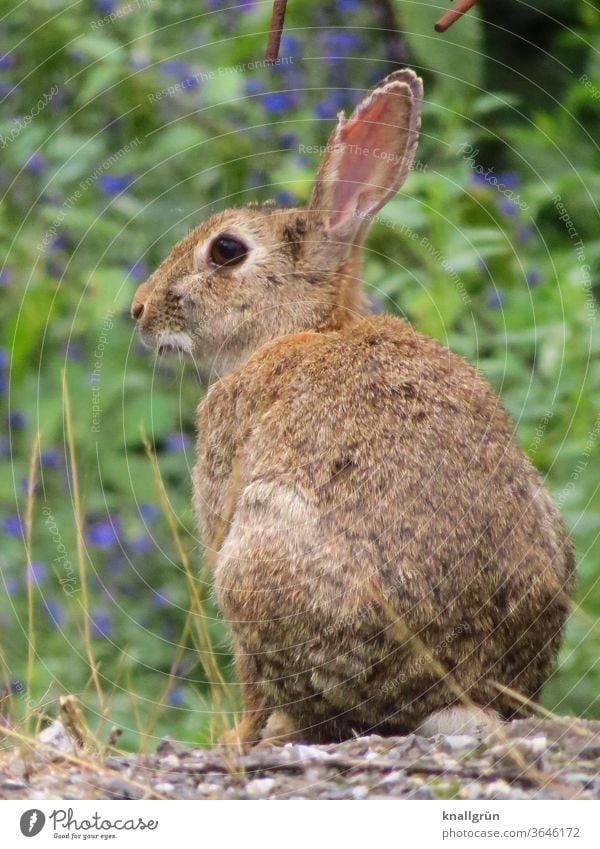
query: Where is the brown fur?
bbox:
[132,70,575,743]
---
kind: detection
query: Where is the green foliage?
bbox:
[0,1,599,747]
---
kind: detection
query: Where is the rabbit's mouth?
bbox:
[154,330,194,357]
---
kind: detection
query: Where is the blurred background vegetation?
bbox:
[0,1,599,750]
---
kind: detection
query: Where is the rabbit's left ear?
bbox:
[309,69,423,244]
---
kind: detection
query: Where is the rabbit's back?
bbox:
[195,315,574,739]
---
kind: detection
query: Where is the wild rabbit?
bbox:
[132,69,575,744]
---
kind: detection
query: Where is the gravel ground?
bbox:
[1,718,600,800]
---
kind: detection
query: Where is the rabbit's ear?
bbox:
[309,69,422,244]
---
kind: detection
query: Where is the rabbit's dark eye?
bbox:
[209,234,248,268]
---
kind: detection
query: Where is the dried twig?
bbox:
[435,0,480,33]
[265,0,288,64]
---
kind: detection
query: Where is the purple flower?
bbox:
[338,0,359,9]
[313,91,346,119]
[486,287,505,309]
[499,171,519,188]
[0,437,9,457]
[526,268,542,287]
[129,534,153,554]
[97,173,134,194]
[128,259,148,282]
[517,225,533,243]
[86,516,121,548]
[25,153,46,174]
[6,410,26,429]
[138,502,159,522]
[3,515,24,537]
[280,36,300,56]
[164,431,193,452]
[4,577,19,595]
[91,607,112,638]
[0,53,15,69]
[471,172,489,187]
[180,74,201,91]
[245,77,263,96]
[40,448,60,468]
[322,31,360,64]
[0,348,7,369]
[50,235,70,250]
[262,90,299,113]
[498,197,519,217]
[95,0,116,12]
[168,687,184,706]
[0,268,12,286]
[162,59,188,76]
[275,191,296,206]
[43,598,65,628]
[279,132,298,149]
[151,588,171,607]
[27,561,47,584]
[64,339,83,361]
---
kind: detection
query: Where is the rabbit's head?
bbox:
[132,69,422,373]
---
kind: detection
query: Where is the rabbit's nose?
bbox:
[131,302,145,320]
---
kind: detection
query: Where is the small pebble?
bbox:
[246,778,276,798]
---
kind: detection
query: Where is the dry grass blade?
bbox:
[62,369,105,715]
[141,430,233,741]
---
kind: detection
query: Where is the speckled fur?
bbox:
[132,70,575,744]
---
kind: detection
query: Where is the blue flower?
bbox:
[43,598,65,628]
[162,59,188,76]
[279,132,298,149]
[280,36,300,56]
[27,561,47,584]
[322,31,360,64]
[152,588,171,607]
[0,268,12,286]
[338,0,359,9]
[97,173,134,194]
[471,172,489,187]
[128,259,148,282]
[50,235,70,250]
[6,410,26,429]
[164,431,193,452]
[498,171,519,188]
[313,91,346,119]
[4,577,19,595]
[129,534,153,554]
[180,74,201,91]
[517,225,533,243]
[244,77,263,96]
[138,502,159,522]
[64,340,83,361]
[25,153,46,174]
[275,191,297,206]
[86,516,121,548]
[486,287,505,309]
[0,348,7,369]
[168,687,184,706]
[95,0,116,12]
[498,197,519,217]
[526,268,542,287]
[40,448,60,468]
[91,607,112,638]
[262,91,288,113]
[0,437,9,457]
[0,53,15,69]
